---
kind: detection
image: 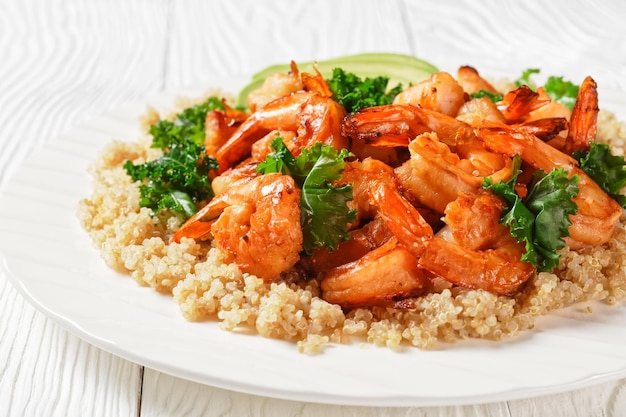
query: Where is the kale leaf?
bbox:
[470,90,503,103]
[123,97,222,218]
[326,68,403,113]
[574,141,626,208]
[257,134,356,253]
[514,68,541,89]
[514,68,579,110]
[484,156,580,272]
[543,76,579,111]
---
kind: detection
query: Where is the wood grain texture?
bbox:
[140,369,515,417]
[0,0,166,416]
[0,274,141,417]
[400,0,626,90]
[1,0,626,416]
[165,0,412,87]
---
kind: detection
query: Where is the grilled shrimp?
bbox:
[306,216,394,276]
[307,158,434,276]
[246,61,303,113]
[564,76,598,155]
[342,103,474,148]
[216,91,348,173]
[340,158,434,254]
[317,160,435,308]
[419,193,534,295]
[172,173,303,281]
[210,161,258,196]
[478,124,622,249]
[395,132,513,213]
[456,96,507,127]
[321,238,432,309]
[204,102,249,157]
[393,71,466,116]
[456,65,500,96]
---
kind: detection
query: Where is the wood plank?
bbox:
[164,0,413,87]
[140,0,626,415]
[140,368,514,417]
[0,0,170,415]
[508,380,626,417]
[0,276,141,416]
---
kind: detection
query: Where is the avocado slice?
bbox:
[236,52,439,108]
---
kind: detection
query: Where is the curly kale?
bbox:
[123,97,223,218]
[326,68,403,113]
[484,156,580,272]
[257,134,356,254]
[515,68,579,110]
[574,141,626,208]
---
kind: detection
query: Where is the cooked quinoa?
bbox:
[77,104,626,354]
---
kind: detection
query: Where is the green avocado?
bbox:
[236,52,439,108]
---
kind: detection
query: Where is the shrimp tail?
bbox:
[341,105,428,147]
[501,85,550,123]
[367,181,433,257]
[564,76,598,155]
[419,237,534,296]
[515,117,569,142]
[321,239,432,309]
[171,198,228,243]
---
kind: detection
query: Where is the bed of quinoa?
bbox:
[76,102,626,354]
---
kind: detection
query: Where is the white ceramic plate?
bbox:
[1,77,626,407]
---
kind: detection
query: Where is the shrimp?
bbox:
[524,87,572,124]
[317,159,436,308]
[477,124,622,248]
[342,104,474,148]
[216,91,348,173]
[246,61,303,113]
[394,132,513,213]
[305,215,395,276]
[456,96,507,127]
[456,65,500,96]
[393,71,466,116]
[204,101,249,157]
[340,158,434,254]
[300,64,334,97]
[499,85,552,123]
[321,238,433,309]
[564,76,598,155]
[172,173,303,281]
[419,192,535,295]
[305,158,433,281]
[210,161,258,196]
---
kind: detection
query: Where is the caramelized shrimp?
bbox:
[321,239,432,309]
[419,193,534,295]
[246,61,303,113]
[478,124,622,248]
[210,161,258,196]
[564,76,598,155]
[499,85,551,123]
[340,159,434,254]
[315,159,436,308]
[301,64,334,97]
[456,96,507,127]
[342,104,474,148]
[393,71,466,116]
[456,65,500,96]
[395,132,512,213]
[172,173,303,281]
[306,216,394,276]
[216,91,348,173]
[204,102,249,156]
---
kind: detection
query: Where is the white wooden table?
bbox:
[1,1,625,415]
